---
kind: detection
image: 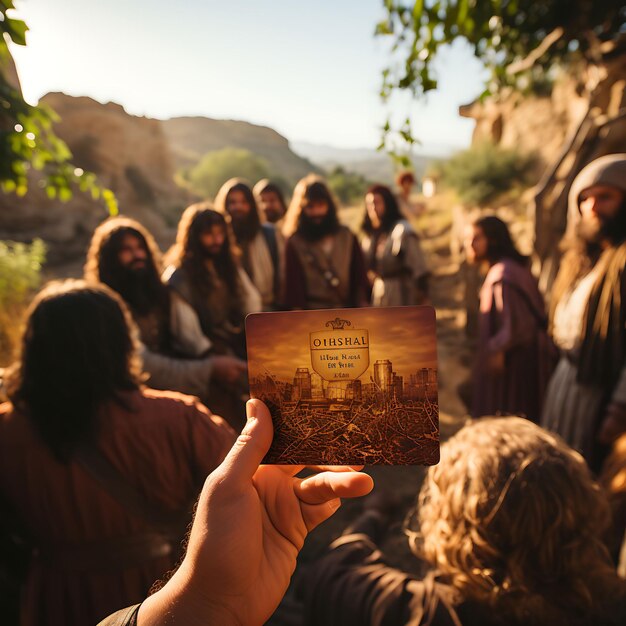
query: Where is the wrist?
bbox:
[137,564,243,626]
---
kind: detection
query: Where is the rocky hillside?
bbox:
[459,51,626,269]
[0,93,191,264]
[162,117,316,185]
[0,94,319,265]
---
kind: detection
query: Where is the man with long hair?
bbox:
[361,184,429,306]
[215,178,283,310]
[253,178,288,224]
[303,417,626,625]
[165,203,261,358]
[0,280,234,626]
[282,175,370,310]
[541,154,626,469]
[467,215,553,423]
[85,217,246,403]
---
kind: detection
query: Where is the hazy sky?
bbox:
[11,0,488,151]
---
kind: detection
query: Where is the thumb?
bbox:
[218,399,273,487]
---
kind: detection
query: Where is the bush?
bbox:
[186,148,271,199]
[0,239,46,365]
[327,166,371,206]
[439,142,536,206]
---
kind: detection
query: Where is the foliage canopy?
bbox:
[376,0,626,149]
[0,1,117,212]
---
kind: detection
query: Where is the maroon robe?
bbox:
[472,259,554,422]
[0,388,235,626]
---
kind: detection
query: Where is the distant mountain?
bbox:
[162,117,317,186]
[291,141,457,185]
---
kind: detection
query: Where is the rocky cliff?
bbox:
[0,94,318,266]
[0,93,191,264]
[460,51,626,275]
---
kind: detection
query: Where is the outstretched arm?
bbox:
[137,399,374,626]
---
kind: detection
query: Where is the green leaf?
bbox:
[2,17,28,46]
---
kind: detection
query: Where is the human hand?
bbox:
[138,399,374,626]
[211,354,247,386]
[598,402,626,444]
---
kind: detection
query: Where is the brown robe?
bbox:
[0,389,235,626]
[284,226,370,310]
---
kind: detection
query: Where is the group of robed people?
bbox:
[1,157,626,626]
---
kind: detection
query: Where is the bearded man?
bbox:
[253,178,288,224]
[84,217,246,407]
[282,175,370,310]
[215,178,283,310]
[165,203,261,359]
[541,154,626,469]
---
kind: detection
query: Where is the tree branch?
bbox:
[506,27,565,75]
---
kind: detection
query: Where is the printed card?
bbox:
[245,306,439,465]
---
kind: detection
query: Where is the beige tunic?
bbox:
[363,221,429,307]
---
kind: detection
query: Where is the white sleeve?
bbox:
[169,293,212,357]
[239,267,263,314]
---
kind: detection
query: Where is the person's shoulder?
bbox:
[123,388,215,430]
[139,387,205,410]
[164,265,187,288]
[391,219,417,239]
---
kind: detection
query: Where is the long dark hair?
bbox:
[283,175,341,237]
[6,281,142,463]
[84,217,170,315]
[361,184,403,234]
[214,178,262,240]
[168,202,243,303]
[475,215,528,266]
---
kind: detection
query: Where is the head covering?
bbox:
[567,154,626,229]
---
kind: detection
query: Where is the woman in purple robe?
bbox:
[468,216,553,422]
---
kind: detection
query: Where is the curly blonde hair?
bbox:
[406,417,625,622]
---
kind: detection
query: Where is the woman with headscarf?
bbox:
[467,215,553,423]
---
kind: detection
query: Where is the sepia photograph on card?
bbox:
[246,306,439,465]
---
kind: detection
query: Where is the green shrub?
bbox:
[0,239,46,365]
[327,166,371,206]
[186,148,271,199]
[439,142,536,206]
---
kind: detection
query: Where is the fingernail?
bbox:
[246,400,258,422]
[241,401,257,437]
[329,498,341,512]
